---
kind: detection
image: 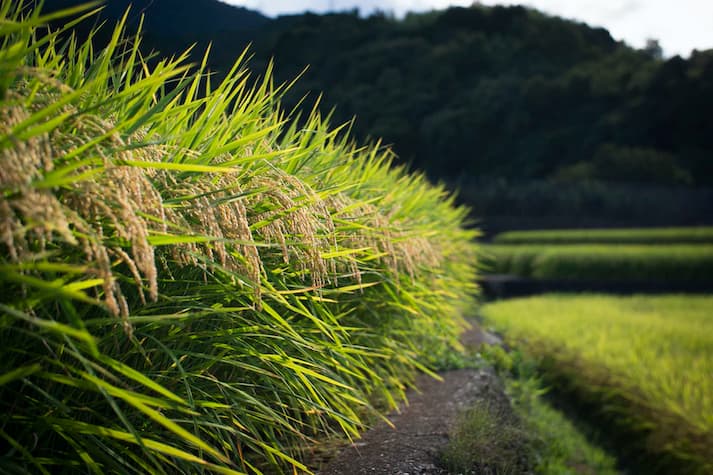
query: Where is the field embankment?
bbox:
[481,294,713,474]
[0,3,478,473]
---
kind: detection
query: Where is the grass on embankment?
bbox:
[0,3,478,473]
[493,227,713,245]
[481,294,713,474]
[482,244,713,282]
[442,344,619,475]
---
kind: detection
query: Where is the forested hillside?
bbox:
[46,0,713,227]
[251,7,712,185]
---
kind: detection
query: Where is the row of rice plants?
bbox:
[0,3,479,473]
[482,244,713,281]
[493,226,713,245]
[481,294,713,474]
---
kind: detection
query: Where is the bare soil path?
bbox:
[318,325,505,475]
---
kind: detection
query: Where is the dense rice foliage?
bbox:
[0,3,478,473]
[493,226,713,245]
[483,244,713,281]
[481,295,713,474]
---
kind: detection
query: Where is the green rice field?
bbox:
[493,226,713,245]
[483,243,713,281]
[481,294,713,474]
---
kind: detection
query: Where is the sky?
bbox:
[223,0,713,57]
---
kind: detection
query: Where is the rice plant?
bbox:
[0,2,479,473]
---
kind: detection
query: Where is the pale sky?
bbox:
[223,0,713,57]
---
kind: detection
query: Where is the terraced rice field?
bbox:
[482,243,713,282]
[493,226,713,244]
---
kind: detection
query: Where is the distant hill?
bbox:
[41,1,713,227]
[44,0,268,70]
[47,0,268,33]
[247,7,713,188]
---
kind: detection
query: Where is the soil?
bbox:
[317,324,507,475]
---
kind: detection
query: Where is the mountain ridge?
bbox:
[41,0,713,226]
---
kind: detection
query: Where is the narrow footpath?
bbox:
[319,326,506,475]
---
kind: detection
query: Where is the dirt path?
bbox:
[319,325,504,475]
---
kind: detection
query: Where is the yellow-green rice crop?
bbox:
[481,294,713,474]
[493,226,713,245]
[0,2,478,473]
[483,244,713,281]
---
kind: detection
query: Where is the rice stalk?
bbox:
[0,2,479,473]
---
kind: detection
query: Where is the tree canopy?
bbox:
[43,0,713,227]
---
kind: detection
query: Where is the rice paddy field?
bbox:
[482,243,713,282]
[493,226,713,245]
[0,3,479,473]
[5,3,712,475]
[481,294,713,474]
